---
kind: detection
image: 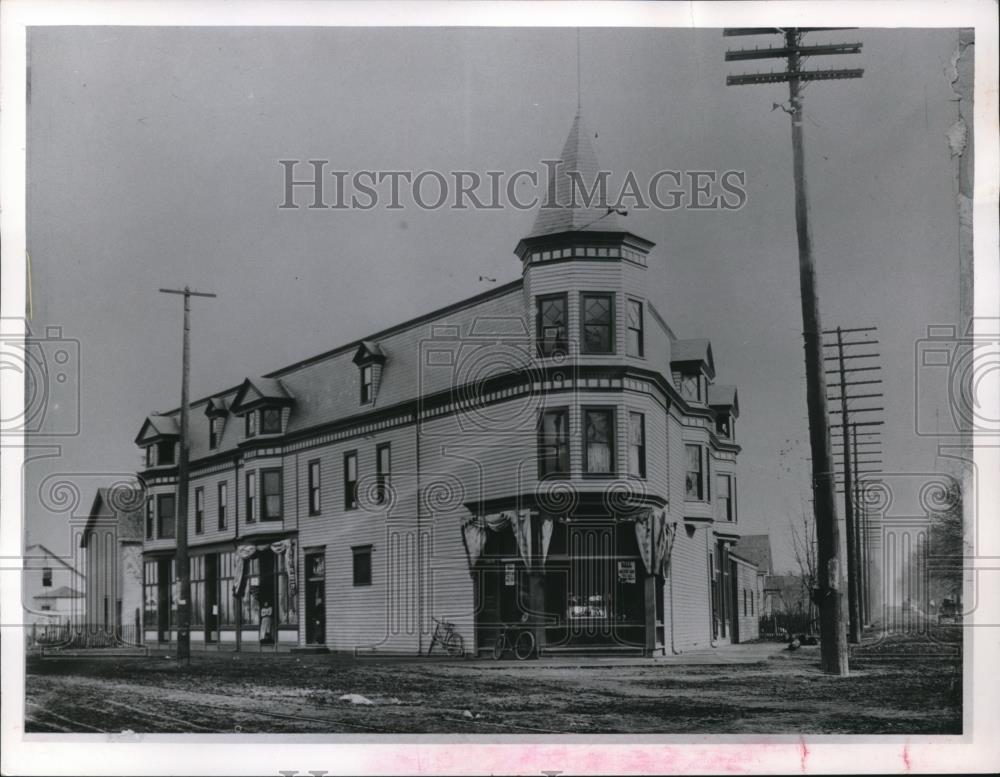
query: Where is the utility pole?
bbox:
[851,423,870,625]
[824,325,883,636]
[725,27,864,675]
[159,286,217,662]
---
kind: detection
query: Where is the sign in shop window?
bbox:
[617,559,636,584]
[504,563,516,586]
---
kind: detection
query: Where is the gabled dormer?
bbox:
[204,397,229,450]
[671,339,715,405]
[708,384,740,440]
[352,340,386,405]
[230,377,293,440]
[135,414,179,468]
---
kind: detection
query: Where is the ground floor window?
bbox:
[143,560,158,628]
[190,555,206,628]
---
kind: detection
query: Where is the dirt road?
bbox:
[24,633,961,734]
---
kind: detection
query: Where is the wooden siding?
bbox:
[732,557,760,642]
[664,522,712,651]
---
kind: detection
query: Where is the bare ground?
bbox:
[23,630,962,735]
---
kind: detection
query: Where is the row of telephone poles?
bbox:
[725,27,865,675]
[825,326,884,644]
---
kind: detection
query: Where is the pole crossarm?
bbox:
[727,69,864,86]
[725,43,862,61]
[723,27,858,36]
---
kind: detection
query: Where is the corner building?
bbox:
[134,112,751,655]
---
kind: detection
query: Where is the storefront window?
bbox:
[190,555,205,627]
[143,560,158,628]
[242,557,260,626]
[218,552,236,627]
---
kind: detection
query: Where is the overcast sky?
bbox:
[25,26,964,573]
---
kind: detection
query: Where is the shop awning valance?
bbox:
[462,510,536,572]
[233,540,297,601]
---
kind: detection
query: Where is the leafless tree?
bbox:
[789,510,817,615]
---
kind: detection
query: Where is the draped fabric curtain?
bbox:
[461,509,534,573]
[633,509,675,576]
[233,544,259,597]
[540,515,554,568]
[232,541,297,603]
[634,510,655,575]
[461,520,488,572]
[270,539,297,608]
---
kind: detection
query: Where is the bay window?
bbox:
[581,293,614,354]
[583,408,615,474]
[538,408,570,477]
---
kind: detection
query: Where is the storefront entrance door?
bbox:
[304,552,326,645]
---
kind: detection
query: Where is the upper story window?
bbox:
[716,413,733,439]
[628,412,646,478]
[679,374,702,403]
[685,444,705,501]
[353,341,385,405]
[157,493,176,539]
[145,445,154,468]
[376,443,391,504]
[538,408,570,477]
[156,440,175,466]
[246,472,256,523]
[195,487,204,534]
[42,567,52,587]
[581,293,614,354]
[308,460,321,515]
[145,497,154,539]
[718,474,734,522]
[261,407,282,435]
[583,408,615,475]
[218,482,228,530]
[344,451,358,510]
[360,365,374,404]
[536,294,568,357]
[261,469,282,521]
[209,417,222,449]
[245,411,257,438]
[626,299,644,358]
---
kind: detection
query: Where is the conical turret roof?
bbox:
[528,111,622,238]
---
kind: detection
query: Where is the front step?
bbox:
[540,645,646,657]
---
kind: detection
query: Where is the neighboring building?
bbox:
[763,573,811,616]
[79,487,145,634]
[23,543,85,627]
[134,112,753,655]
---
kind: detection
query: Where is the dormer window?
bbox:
[204,397,229,450]
[679,374,702,403]
[157,439,175,465]
[716,413,733,439]
[261,407,282,435]
[353,340,386,406]
[229,377,293,443]
[135,414,179,469]
[360,365,373,404]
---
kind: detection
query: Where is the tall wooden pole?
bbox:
[852,422,868,625]
[725,27,862,675]
[160,286,217,663]
[787,33,849,674]
[837,328,861,643]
